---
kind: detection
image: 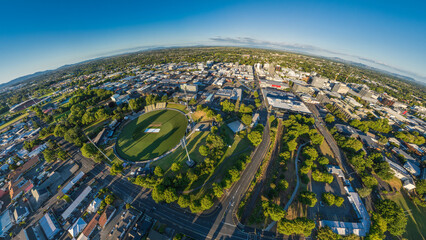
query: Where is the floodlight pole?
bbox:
[181,137,191,162]
[86,134,112,162]
[126,99,135,114]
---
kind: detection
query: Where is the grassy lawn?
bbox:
[385,192,426,240]
[152,131,209,171]
[191,111,212,122]
[167,103,188,113]
[116,110,188,161]
[105,148,122,164]
[319,139,335,163]
[191,134,253,196]
[0,112,29,131]
[54,110,70,121]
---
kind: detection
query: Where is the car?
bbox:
[320,201,324,207]
[110,227,115,235]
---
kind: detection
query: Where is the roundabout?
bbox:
[115,109,188,161]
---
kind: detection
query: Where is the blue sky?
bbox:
[0,0,425,84]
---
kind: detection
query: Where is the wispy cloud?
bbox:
[209,36,426,83]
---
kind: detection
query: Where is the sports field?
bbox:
[116,110,188,161]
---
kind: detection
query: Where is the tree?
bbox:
[318,156,329,165]
[178,195,190,208]
[163,188,178,203]
[357,187,372,198]
[247,130,262,146]
[325,114,335,123]
[286,140,298,152]
[375,199,407,236]
[299,191,317,207]
[43,149,56,162]
[215,114,223,123]
[199,145,209,156]
[57,150,67,161]
[317,227,339,240]
[262,201,286,221]
[205,134,225,149]
[81,143,97,159]
[416,179,426,196]
[241,114,252,126]
[239,104,253,114]
[125,203,132,210]
[200,195,214,210]
[212,183,224,198]
[362,175,378,188]
[312,170,334,184]
[335,196,344,207]
[171,163,181,172]
[154,166,164,177]
[310,133,324,145]
[302,146,318,161]
[322,193,336,206]
[105,194,115,205]
[110,163,123,176]
[278,179,289,190]
[277,217,315,236]
[54,124,67,137]
[220,100,235,112]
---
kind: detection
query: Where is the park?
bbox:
[115,109,188,161]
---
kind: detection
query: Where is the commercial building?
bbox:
[292,84,313,94]
[403,160,421,176]
[332,83,349,94]
[99,205,116,228]
[380,97,395,107]
[321,165,370,236]
[39,212,60,239]
[264,89,311,115]
[259,79,290,90]
[13,206,30,224]
[0,210,14,237]
[359,87,372,98]
[87,198,102,213]
[310,76,327,88]
[61,186,92,220]
[386,158,416,190]
[180,84,198,93]
[62,171,85,194]
[68,218,87,238]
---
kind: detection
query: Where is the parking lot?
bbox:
[307,173,358,222]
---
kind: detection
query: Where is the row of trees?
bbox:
[395,130,425,145]
[350,118,392,133]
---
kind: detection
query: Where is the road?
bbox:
[101,107,277,239]
[306,103,362,189]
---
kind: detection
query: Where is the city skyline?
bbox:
[1,0,425,84]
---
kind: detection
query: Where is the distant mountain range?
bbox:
[326,57,424,85]
[0,70,54,89]
[1,46,423,89]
